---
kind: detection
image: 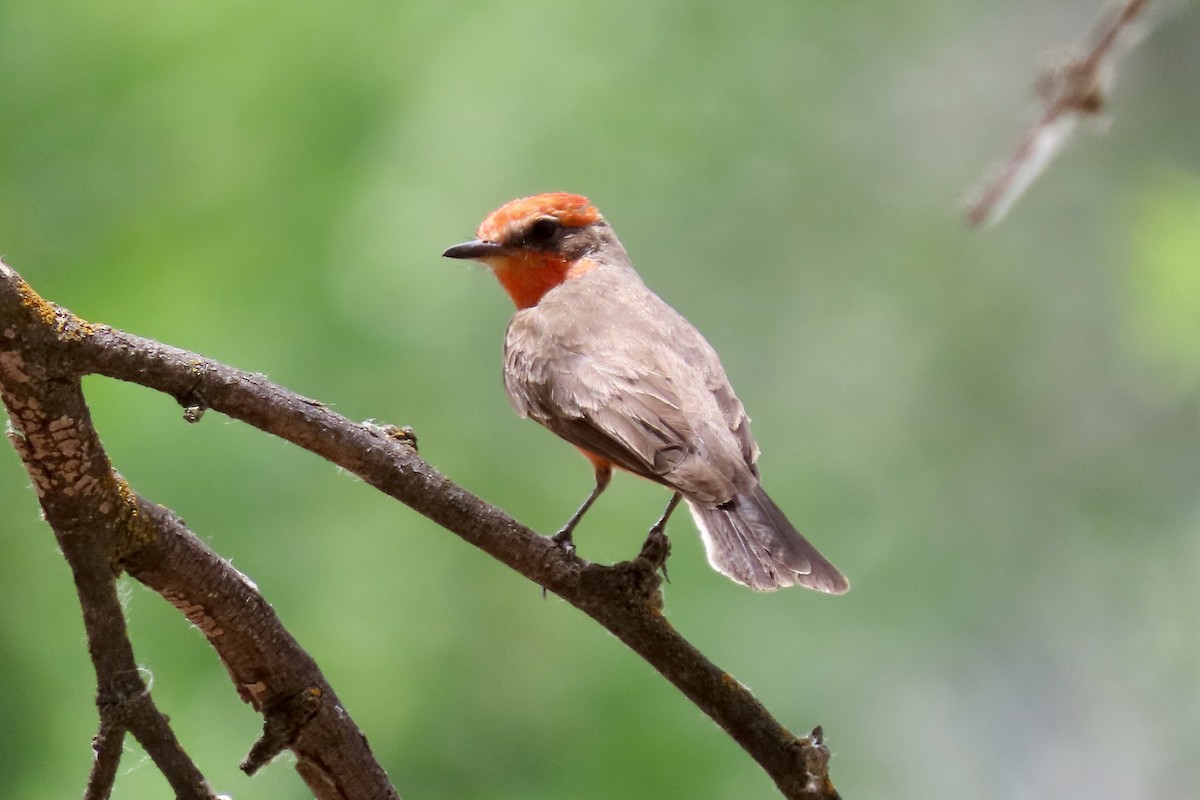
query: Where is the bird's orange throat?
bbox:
[492,254,599,309]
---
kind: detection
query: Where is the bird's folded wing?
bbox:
[505,352,739,505]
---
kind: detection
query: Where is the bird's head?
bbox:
[443,193,623,309]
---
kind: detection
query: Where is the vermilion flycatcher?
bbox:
[444,193,848,593]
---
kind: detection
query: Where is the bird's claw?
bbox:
[541,528,580,600]
[638,525,672,582]
[550,528,577,559]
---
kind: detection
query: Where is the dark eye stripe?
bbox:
[524,217,559,244]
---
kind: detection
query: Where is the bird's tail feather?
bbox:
[687,485,849,593]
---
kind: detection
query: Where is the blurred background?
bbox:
[1,1,1197,798]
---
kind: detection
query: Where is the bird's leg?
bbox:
[649,492,682,534]
[639,492,681,580]
[552,464,612,553]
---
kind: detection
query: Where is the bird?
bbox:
[442,192,848,593]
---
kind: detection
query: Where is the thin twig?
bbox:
[964,0,1153,226]
[84,720,125,800]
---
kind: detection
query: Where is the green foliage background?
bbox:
[2,1,1198,798]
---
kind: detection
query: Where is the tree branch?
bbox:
[0,262,397,799]
[1,267,219,799]
[0,260,841,799]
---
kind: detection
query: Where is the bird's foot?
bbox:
[637,524,672,583]
[550,527,577,559]
[541,528,579,600]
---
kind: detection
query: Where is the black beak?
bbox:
[442,239,507,260]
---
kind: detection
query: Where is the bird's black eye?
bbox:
[524,216,560,244]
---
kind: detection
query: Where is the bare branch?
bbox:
[964,0,1154,226]
[133,500,398,796]
[76,305,840,797]
[0,265,219,799]
[0,260,841,799]
[0,262,397,800]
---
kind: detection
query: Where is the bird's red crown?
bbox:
[477,193,602,242]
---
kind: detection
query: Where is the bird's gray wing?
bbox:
[504,322,741,505]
